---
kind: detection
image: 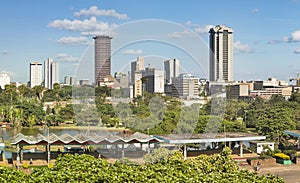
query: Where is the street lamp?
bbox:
[47,126,50,166]
[147,128,150,154]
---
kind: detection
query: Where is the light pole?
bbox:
[147,128,150,154]
[224,124,226,147]
[16,144,20,170]
[47,126,50,167]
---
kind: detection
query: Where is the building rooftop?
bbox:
[155,132,266,144]
[209,25,234,33]
[11,132,160,146]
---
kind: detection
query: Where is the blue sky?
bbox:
[1,0,300,82]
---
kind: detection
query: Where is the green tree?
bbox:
[255,106,296,141]
[32,85,43,101]
[290,91,300,104]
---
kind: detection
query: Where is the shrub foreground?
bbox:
[0,148,285,183]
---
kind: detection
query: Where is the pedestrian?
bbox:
[256,161,261,171]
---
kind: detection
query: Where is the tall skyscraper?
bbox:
[131,57,144,84]
[30,62,43,88]
[164,59,180,84]
[209,25,233,82]
[51,62,59,86]
[94,35,112,86]
[44,58,59,89]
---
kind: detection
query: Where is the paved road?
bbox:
[258,164,300,183]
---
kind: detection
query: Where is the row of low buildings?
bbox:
[225,77,296,99]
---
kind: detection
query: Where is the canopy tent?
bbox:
[11,132,161,146]
[155,132,266,159]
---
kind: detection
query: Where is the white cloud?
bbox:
[251,8,259,14]
[48,17,117,33]
[122,49,143,55]
[290,30,300,41]
[1,70,15,77]
[74,6,128,20]
[57,36,91,45]
[185,20,199,27]
[294,47,300,54]
[185,21,192,27]
[268,40,281,44]
[184,21,213,35]
[283,30,300,42]
[53,53,80,62]
[194,25,214,34]
[168,29,197,38]
[234,41,253,54]
[1,50,8,55]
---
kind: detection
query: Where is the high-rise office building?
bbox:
[44,58,59,89]
[94,35,112,86]
[209,25,233,82]
[30,62,43,88]
[44,58,51,89]
[51,62,59,86]
[114,72,129,89]
[131,57,144,84]
[143,67,164,93]
[130,57,145,98]
[164,59,180,84]
[171,73,199,99]
[133,72,143,97]
[64,76,78,86]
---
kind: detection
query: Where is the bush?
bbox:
[283,149,296,160]
[259,153,273,159]
[274,149,282,154]
[143,147,178,164]
[23,163,29,169]
[274,153,290,160]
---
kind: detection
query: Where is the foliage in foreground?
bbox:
[0,148,285,183]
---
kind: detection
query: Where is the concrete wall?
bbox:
[247,158,276,167]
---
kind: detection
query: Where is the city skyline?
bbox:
[0,1,300,83]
